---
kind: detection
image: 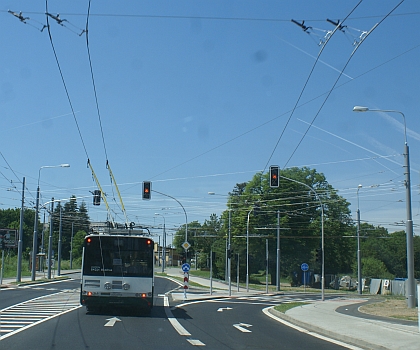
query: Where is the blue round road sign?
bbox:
[181,263,190,272]
[301,263,309,271]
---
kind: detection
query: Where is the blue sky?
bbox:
[1,1,419,243]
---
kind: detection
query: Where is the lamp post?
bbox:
[357,184,362,295]
[31,163,70,281]
[155,213,166,272]
[208,192,232,296]
[353,106,415,308]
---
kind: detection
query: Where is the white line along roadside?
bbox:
[164,295,205,346]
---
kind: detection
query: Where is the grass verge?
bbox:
[274,302,309,313]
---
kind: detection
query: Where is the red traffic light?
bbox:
[269,166,279,188]
[142,181,151,200]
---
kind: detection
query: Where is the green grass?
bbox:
[274,302,309,313]
[1,257,81,280]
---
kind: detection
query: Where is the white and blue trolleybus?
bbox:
[80,229,154,314]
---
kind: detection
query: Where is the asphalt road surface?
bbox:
[1,274,352,349]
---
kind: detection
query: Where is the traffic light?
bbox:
[269,165,279,188]
[93,190,101,206]
[315,248,321,263]
[142,181,151,200]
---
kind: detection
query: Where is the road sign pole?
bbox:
[301,263,309,293]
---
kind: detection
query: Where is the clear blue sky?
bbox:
[1,1,419,242]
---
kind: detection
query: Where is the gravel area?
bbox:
[359,298,418,321]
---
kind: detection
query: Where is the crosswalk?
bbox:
[0,289,81,340]
[232,294,325,304]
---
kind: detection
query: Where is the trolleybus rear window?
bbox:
[83,236,153,277]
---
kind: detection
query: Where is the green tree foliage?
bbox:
[358,257,394,279]
[173,167,355,283]
[50,196,90,260]
[358,226,420,279]
[0,208,36,257]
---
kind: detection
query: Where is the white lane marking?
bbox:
[233,323,252,333]
[262,307,363,350]
[164,295,191,336]
[104,317,121,327]
[187,339,206,346]
[217,307,232,312]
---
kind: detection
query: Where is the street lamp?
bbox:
[155,213,166,272]
[31,163,70,281]
[357,184,362,295]
[353,106,415,308]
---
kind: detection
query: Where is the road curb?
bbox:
[267,306,389,350]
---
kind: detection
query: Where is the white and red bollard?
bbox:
[183,272,189,299]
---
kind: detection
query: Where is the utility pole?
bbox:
[58,205,62,276]
[17,177,25,282]
[47,199,54,279]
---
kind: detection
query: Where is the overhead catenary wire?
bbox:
[44,0,113,224]
[283,0,405,169]
[45,0,89,161]
[84,0,129,225]
[263,0,364,173]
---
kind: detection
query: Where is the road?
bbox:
[1,274,352,349]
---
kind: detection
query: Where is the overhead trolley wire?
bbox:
[283,0,405,169]
[84,0,129,225]
[44,0,111,224]
[45,0,89,160]
[85,0,108,162]
[263,0,364,174]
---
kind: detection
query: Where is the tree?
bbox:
[51,196,90,260]
[219,167,354,283]
[358,257,394,279]
[0,208,36,257]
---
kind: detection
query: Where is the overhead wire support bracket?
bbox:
[87,159,115,228]
[326,19,347,32]
[291,19,312,34]
[106,161,129,226]
[8,9,47,32]
[8,10,29,23]
[46,12,85,36]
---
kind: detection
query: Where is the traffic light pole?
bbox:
[152,189,188,260]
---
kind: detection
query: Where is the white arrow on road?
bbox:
[217,307,232,312]
[233,323,252,333]
[104,317,121,327]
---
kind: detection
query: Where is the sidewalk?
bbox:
[1,269,79,288]
[163,267,420,350]
[269,299,419,350]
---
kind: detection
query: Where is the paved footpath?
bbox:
[164,267,420,350]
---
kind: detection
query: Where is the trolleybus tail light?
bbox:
[141,293,147,298]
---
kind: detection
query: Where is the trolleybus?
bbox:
[80,231,154,314]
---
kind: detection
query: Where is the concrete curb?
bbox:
[267,306,389,350]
